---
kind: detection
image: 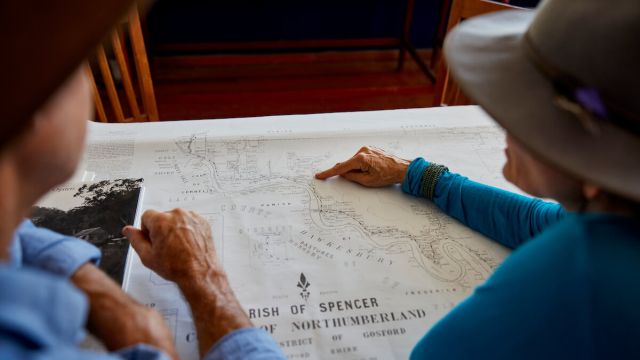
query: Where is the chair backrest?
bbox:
[86,8,159,122]
[433,0,523,107]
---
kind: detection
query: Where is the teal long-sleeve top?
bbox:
[404,158,640,359]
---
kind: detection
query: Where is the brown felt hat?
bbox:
[0,0,141,148]
[444,0,640,201]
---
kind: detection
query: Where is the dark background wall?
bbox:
[146,0,540,56]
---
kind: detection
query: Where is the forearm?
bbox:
[72,264,134,347]
[177,267,252,357]
[435,173,564,248]
[403,158,565,248]
[123,209,285,359]
[71,263,177,358]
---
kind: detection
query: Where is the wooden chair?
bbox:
[433,0,523,106]
[86,8,159,122]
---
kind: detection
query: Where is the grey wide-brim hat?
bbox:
[444,0,640,201]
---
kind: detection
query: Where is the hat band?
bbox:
[523,32,640,137]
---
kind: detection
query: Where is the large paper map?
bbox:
[74,106,514,359]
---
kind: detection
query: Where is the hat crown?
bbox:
[528,0,640,123]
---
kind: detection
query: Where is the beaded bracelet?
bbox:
[420,163,449,200]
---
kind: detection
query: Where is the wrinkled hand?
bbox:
[123,209,218,284]
[123,209,252,356]
[315,146,411,187]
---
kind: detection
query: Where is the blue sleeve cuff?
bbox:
[402,157,431,197]
[113,344,171,360]
[17,220,101,278]
[204,328,286,360]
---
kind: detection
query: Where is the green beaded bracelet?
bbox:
[420,163,449,200]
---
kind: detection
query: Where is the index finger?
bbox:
[315,156,364,180]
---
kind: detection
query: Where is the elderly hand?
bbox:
[315,146,411,187]
[123,208,217,284]
[123,209,252,357]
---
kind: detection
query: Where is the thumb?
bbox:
[123,226,152,262]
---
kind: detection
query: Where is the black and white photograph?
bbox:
[30,178,144,285]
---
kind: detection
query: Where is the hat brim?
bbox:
[0,0,139,147]
[444,10,640,201]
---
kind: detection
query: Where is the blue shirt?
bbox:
[405,158,640,359]
[0,220,285,359]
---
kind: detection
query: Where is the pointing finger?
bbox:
[315,164,342,180]
[315,156,365,180]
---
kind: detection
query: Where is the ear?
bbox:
[582,184,601,200]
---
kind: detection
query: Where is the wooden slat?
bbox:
[96,46,125,121]
[85,64,107,122]
[84,8,158,123]
[128,8,159,121]
[111,29,142,120]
